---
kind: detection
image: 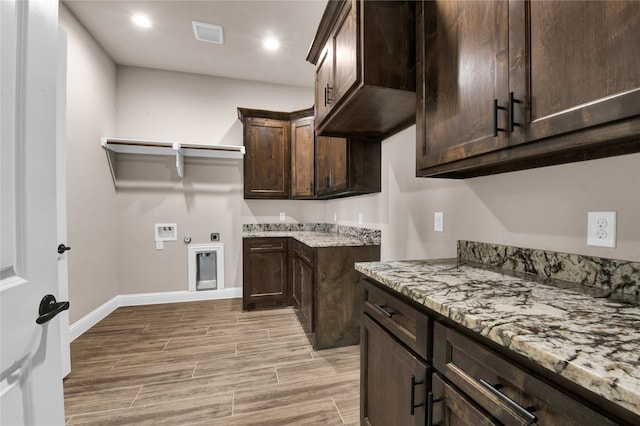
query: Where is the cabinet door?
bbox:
[332,0,359,103]
[290,116,315,199]
[315,44,333,125]
[292,256,302,308]
[508,1,640,146]
[328,137,348,192]
[316,136,348,196]
[416,0,509,172]
[315,136,331,194]
[361,314,429,426]
[242,238,289,310]
[300,259,313,329]
[243,117,290,199]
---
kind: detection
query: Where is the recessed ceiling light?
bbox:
[263,37,280,51]
[132,14,152,29]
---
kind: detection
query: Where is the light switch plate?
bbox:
[434,212,444,232]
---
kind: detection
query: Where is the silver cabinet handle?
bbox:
[479,379,537,425]
[374,303,393,318]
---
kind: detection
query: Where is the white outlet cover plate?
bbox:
[155,223,177,241]
[279,212,285,221]
[587,211,616,248]
[434,212,444,232]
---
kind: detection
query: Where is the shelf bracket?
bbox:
[173,142,184,178]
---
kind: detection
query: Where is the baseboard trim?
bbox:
[68,296,120,342]
[69,288,242,341]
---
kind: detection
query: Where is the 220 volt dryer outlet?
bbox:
[587,211,616,248]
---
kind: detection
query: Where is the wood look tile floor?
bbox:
[64,298,360,425]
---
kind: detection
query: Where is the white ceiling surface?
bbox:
[63,0,328,88]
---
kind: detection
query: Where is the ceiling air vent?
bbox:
[192,21,224,44]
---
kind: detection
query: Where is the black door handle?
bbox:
[493,99,507,137]
[57,244,71,254]
[36,294,70,325]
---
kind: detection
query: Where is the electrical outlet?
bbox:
[434,212,444,232]
[333,212,338,223]
[358,213,363,225]
[279,212,285,221]
[587,211,616,248]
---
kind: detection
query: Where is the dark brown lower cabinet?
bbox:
[361,314,429,426]
[242,238,290,311]
[360,277,637,426]
[244,237,380,349]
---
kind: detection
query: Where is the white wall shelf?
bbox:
[101,137,245,182]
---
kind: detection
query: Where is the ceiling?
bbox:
[63,0,328,89]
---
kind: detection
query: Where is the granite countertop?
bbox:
[355,259,640,417]
[242,223,381,248]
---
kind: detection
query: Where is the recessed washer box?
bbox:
[155,223,177,241]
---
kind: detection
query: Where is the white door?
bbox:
[1,0,67,424]
[57,28,71,379]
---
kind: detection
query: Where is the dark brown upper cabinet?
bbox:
[416,0,640,178]
[316,136,380,199]
[290,115,316,199]
[239,107,380,200]
[307,0,416,140]
[239,109,291,199]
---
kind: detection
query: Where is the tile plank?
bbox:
[193,346,314,377]
[276,352,359,383]
[333,393,360,424]
[64,386,141,416]
[133,366,277,407]
[67,392,233,425]
[197,398,344,426]
[233,371,360,415]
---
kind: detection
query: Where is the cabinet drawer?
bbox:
[292,240,314,266]
[431,372,498,426]
[245,238,287,252]
[433,322,617,426]
[362,279,431,360]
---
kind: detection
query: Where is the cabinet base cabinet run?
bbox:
[360,278,635,426]
[243,237,380,350]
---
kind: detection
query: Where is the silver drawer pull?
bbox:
[479,379,537,425]
[374,303,394,318]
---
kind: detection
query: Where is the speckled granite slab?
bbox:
[355,259,640,417]
[242,223,381,247]
[459,240,640,296]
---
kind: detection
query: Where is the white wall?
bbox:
[327,126,640,262]
[114,67,326,294]
[59,4,119,323]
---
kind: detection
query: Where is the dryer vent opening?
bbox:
[188,244,224,292]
